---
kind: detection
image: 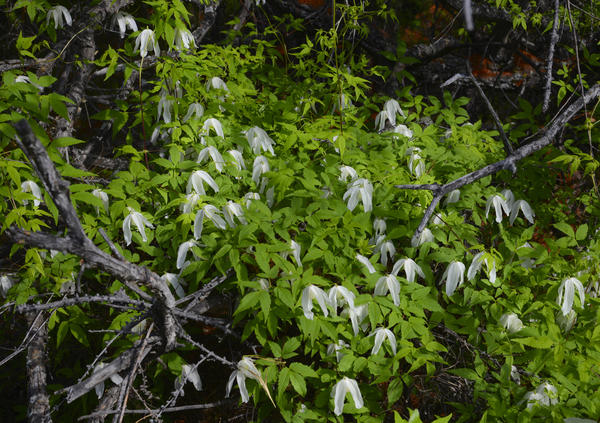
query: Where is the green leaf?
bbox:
[56,321,69,348]
[289,371,306,396]
[70,324,90,347]
[514,336,553,349]
[553,222,575,238]
[290,362,317,378]
[575,224,588,241]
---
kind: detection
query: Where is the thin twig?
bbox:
[77,400,232,420]
[543,0,561,113]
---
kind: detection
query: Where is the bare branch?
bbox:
[78,400,232,421]
[464,0,474,31]
[26,311,52,423]
[192,1,223,45]
[543,0,561,113]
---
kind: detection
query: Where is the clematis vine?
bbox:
[252,156,270,185]
[499,313,523,333]
[245,127,275,155]
[509,199,535,225]
[373,218,386,236]
[176,240,197,270]
[406,147,425,177]
[186,170,219,195]
[112,12,137,38]
[173,28,195,51]
[222,201,247,228]
[485,193,511,223]
[135,28,160,58]
[228,150,245,170]
[0,274,15,297]
[524,382,558,409]
[202,205,227,230]
[46,6,72,29]
[243,192,260,208]
[557,277,585,316]
[123,207,154,245]
[327,340,349,362]
[157,91,173,123]
[441,261,465,296]
[162,272,186,297]
[391,124,412,138]
[301,285,329,319]
[331,377,364,416]
[391,258,425,283]
[370,327,397,355]
[290,240,302,267]
[343,178,373,212]
[444,189,460,205]
[197,146,225,173]
[182,103,204,122]
[175,363,202,395]
[181,192,200,214]
[93,362,123,399]
[343,304,368,335]
[226,357,273,405]
[92,189,109,214]
[375,99,405,131]
[328,285,355,315]
[202,118,225,140]
[467,252,498,285]
[339,165,358,182]
[21,180,43,206]
[374,274,401,306]
[411,228,435,247]
[206,76,229,93]
[356,254,376,274]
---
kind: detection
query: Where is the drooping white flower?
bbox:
[375,274,401,306]
[441,261,465,296]
[328,285,355,315]
[331,377,364,416]
[343,178,373,212]
[202,205,227,230]
[197,146,225,173]
[46,6,72,29]
[556,309,577,332]
[467,252,497,285]
[222,201,247,228]
[21,180,42,206]
[356,254,376,274]
[183,103,204,122]
[524,382,558,409]
[176,363,202,394]
[0,274,15,297]
[391,258,425,283]
[370,327,397,355]
[252,156,270,185]
[333,93,352,113]
[485,194,511,223]
[391,124,412,138]
[510,365,520,384]
[173,28,195,51]
[225,357,263,403]
[157,92,173,123]
[176,240,197,270]
[327,340,349,362]
[181,192,200,214]
[377,240,396,266]
[162,272,186,297]
[186,170,219,195]
[113,12,137,38]
[383,99,405,124]
[123,207,154,245]
[406,147,425,177]
[373,218,386,236]
[557,277,585,316]
[243,192,260,208]
[91,189,109,214]
[290,240,302,267]
[93,362,124,399]
[134,28,160,58]
[15,75,43,90]
[411,228,435,247]
[445,189,460,205]
[339,165,358,183]
[501,189,515,207]
[228,150,245,170]
[202,118,225,139]
[193,209,204,239]
[206,77,229,93]
[509,199,535,225]
[301,285,329,320]
[343,304,368,335]
[245,127,275,155]
[499,313,523,333]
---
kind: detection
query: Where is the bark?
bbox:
[26,312,51,423]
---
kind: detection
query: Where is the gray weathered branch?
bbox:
[26,311,52,423]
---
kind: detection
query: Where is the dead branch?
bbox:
[542,0,561,113]
[192,1,223,45]
[77,400,233,420]
[25,311,52,423]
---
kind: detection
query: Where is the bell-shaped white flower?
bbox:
[499,313,523,333]
[391,258,425,283]
[21,180,42,206]
[411,228,435,247]
[245,127,275,155]
[486,194,511,223]
[370,327,397,355]
[113,12,137,38]
[123,207,154,245]
[91,189,109,214]
[383,99,405,123]
[441,261,465,296]
[444,189,460,205]
[290,240,302,267]
[228,150,246,170]
[202,118,224,139]
[509,199,535,225]
[135,28,160,58]
[222,201,247,228]
[525,382,558,409]
[183,103,204,122]
[343,178,373,212]
[301,285,329,320]
[331,377,364,416]
[328,285,355,315]
[186,170,219,195]
[46,6,72,29]
[93,362,123,399]
[467,252,497,285]
[202,205,227,230]
[173,28,195,51]
[373,218,386,236]
[206,76,229,92]
[243,192,260,208]
[343,304,368,335]
[181,192,200,214]
[556,309,577,332]
[162,272,187,297]
[327,340,349,362]
[557,277,585,316]
[176,363,202,394]
[157,92,173,123]
[176,240,197,270]
[252,156,270,185]
[197,146,225,173]
[225,357,265,403]
[356,254,376,274]
[501,189,515,207]
[377,240,396,266]
[406,147,425,177]
[339,165,358,182]
[0,274,15,297]
[391,124,412,138]
[375,274,401,306]
[193,209,204,239]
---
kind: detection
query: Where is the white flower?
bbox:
[91,189,109,214]
[162,272,186,297]
[176,363,202,394]
[371,327,397,355]
[206,77,229,92]
[378,240,396,266]
[201,118,225,140]
[411,228,434,247]
[228,150,245,170]
[557,277,585,316]
[344,304,368,335]
[391,124,412,138]
[186,170,219,195]
[222,201,247,228]
[486,193,511,223]
[432,213,445,225]
[243,192,260,208]
[252,156,270,185]
[373,218,386,236]
[194,209,204,239]
[328,285,355,315]
[183,103,204,122]
[356,254,376,274]
[333,93,352,113]
[501,189,515,207]
[301,285,329,319]
[225,357,264,403]
[113,12,137,38]
[525,382,558,409]
[134,28,160,58]
[375,274,401,306]
[176,240,197,270]
[444,189,460,205]
[245,127,275,155]
[197,146,225,173]
[181,192,200,214]
[290,240,302,267]
[173,28,195,51]
[123,207,154,245]
[441,261,465,296]
[407,148,425,177]
[15,75,43,90]
[339,165,358,182]
[21,180,42,206]
[556,309,577,332]
[510,365,520,384]
[46,6,72,29]
[331,377,364,416]
[343,178,373,212]
[0,274,15,297]
[509,199,535,225]
[391,258,425,283]
[499,313,523,333]
[327,340,349,362]
[202,205,227,230]
[157,92,173,123]
[93,362,123,399]
[383,99,405,124]
[467,252,497,285]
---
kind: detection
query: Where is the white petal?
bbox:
[467,252,484,281]
[356,254,376,274]
[123,214,132,246]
